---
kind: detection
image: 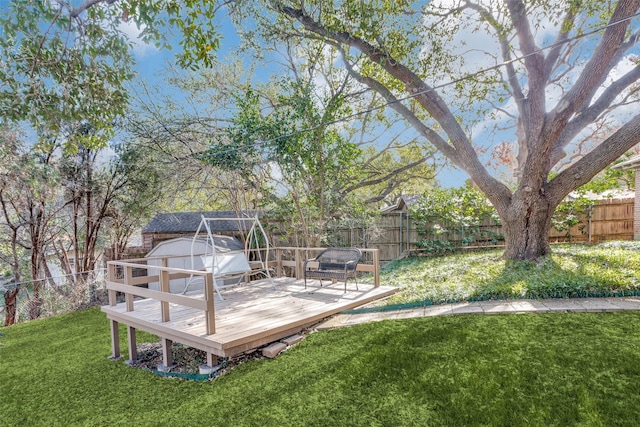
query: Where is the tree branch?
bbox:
[548,113,640,205]
[550,65,640,166]
[546,1,640,133]
[276,3,513,208]
[70,0,118,19]
[543,6,577,82]
[464,1,525,107]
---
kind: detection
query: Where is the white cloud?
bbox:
[118,20,159,58]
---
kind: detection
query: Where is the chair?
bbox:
[303,248,362,292]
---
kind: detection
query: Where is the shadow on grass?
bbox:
[472,248,640,301]
[364,245,640,311]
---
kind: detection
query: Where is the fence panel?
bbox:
[1,270,106,326]
[263,198,635,264]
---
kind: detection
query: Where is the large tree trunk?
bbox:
[500,191,555,261]
[3,287,19,326]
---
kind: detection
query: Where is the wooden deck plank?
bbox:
[101,277,395,357]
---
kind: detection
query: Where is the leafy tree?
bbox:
[411,186,501,253]
[243,0,640,260]
[0,138,69,319]
[207,79,366,246]
[126,50,438,244]
[0,0,221,151]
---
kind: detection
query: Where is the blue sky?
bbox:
[122,13,469,189]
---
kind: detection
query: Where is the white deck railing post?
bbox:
[107,263,117,307]
[295,248,301,280]
[276,248,282,278]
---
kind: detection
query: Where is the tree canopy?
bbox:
[4,0,640,262]
[240,0,640,260]
[0,0,220,151]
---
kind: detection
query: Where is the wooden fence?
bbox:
[271,198,634,265]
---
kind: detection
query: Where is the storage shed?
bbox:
[141,210,260,251]
[145,236,243,293]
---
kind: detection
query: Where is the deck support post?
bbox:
[109,319,121,360]
[126,326,138,363]
[206,352,218,367]
[160,337,174,370]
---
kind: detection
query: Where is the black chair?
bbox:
[303,248,362,292]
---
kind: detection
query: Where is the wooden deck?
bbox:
[101,277,396,362]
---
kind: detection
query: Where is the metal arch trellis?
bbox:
[183,215,275,297]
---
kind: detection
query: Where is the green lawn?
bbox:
[364,241,640,306]
[3,307,640,426]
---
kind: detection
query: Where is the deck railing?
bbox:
[104,248,380,365]
[105,247,380,334]
[270,247,380,287]
[106,259,216,334]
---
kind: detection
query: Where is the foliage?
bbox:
[410,186,501,253]
[0,131,166,323]
[0,0,220,152]
[362,242,640,306]
[243,0,640,261]
[578,152,636,194]
[203,79,369,246]
[0,1,131,151]
[4,308,640,425]
[550,196,594,240]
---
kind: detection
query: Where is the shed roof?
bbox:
[381,194,421,213]
[143,211,261,234]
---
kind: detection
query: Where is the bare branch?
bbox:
[550,65,640,166]
[543,5,577,82]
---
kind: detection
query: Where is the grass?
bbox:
[3,308,640,425]
[363,241,640,306]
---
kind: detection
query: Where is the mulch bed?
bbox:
[129,342,267,377]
